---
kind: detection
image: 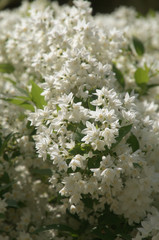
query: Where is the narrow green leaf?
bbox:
[3,77,16,85]
[113,64,125,88]
[15,86,30,97]
[134,67,149,85]
[147,83,159,89]
[112,124,133,148]
[0,133,13,155]
[19,103,34,111]
[30,80,46,109]
[0,63,15,73]
[10,99,34,111]
[0,183,12,192]
[127,133,139,152]
[133,163,142,169]
[1,97,34,111]
[30,168,52,177]
[34,224,77,235]
[133,37,145,56]
[0,137,2,151]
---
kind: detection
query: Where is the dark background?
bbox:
[2,0,159,14]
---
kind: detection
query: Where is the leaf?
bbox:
[0,63,15,73]
[127,133,139,152]
[0,137,2,151]
[81,194,94,209]
[0,133,13,155]
[133,163,142,169]
[30,80,46,109]
[69,143,83,155]
[15,86,30,97]
[97,205,133,240]
[133,37,145,56]
[1,97,34,111]
[0,183,12,193]
[56,104,61,112]
[30,168,52,183]
[9,98,34,111]
[30,168,52,177]
[92,227,115,240]
[87,155,101,169]
[112,124,133,148]
[134,67,149,85]
[0,213,5,219]
[69,143,92,156]
[3,77,16,85]
[33,224,78,235]
[147,83,159,89]
[113,64,125,88]
[0,172,10,184]
[6,199,19,208]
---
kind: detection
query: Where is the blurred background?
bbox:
[1,0,159,14]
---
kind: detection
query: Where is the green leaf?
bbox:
[15,86,30,97]
[134,67,149,85]
[147,83,159,89]
[81,194,94,209]
[97,205,133,240]
[0,213,5,219]
[113,64,125,88]
[0,63,15,73]
[133,163,142,169]
[33,224,78,236]
[133,37,145,56]
[0,172,10,184]
[112,124,133,148]
[1,97,34,111]
[0,133,13,155]
[3,77,16,85]
[30,80,46,109]
[0,137,2,151]
[0,183,12,193]
[87,155,101,169]
[6,199,19,208]
[30,168,52,177]
[56,104,61,112]
[69,143,92,156]
[92,227,115,240]
[127,133,139,152]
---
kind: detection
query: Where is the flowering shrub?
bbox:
[0,0,159,239]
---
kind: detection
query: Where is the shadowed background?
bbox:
[1,0,159,14]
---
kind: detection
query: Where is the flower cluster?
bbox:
[0,0,159,240]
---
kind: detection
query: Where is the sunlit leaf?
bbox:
[30,80,46,109]
[0,63,15,73]
[134,67,149,85]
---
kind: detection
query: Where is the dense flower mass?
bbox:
[0,0,159,239]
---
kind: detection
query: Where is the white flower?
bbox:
[69,154,85,171]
